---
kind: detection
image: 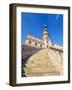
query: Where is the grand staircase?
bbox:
[21,45,42,77]
[23,48,63,77]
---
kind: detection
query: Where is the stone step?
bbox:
[25,62,53,67]
[25,64,55,67]
[24,72,60,77]
[23,48,63,76]
[25,63,54,67]
[24,67,57,73]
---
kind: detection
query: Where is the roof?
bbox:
[44,24,48,32]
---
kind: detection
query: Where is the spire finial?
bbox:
[44,24,47,28]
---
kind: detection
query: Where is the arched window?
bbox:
[40,44,42,47]
[29,40,31,44]
[35,42,37,46]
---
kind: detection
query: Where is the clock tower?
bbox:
[43,25,51,48]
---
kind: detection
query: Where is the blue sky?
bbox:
[21,12,63,46]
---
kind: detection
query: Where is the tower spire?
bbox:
[44,24,48,32]
[43,24,52,48]
[43,25,48,48]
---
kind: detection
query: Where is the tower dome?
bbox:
[43,25,48,34]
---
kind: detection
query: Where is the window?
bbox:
[35,42,37,46]
[40,44,42,47]
[29,40,31,44]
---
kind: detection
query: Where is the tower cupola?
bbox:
[43,25,49,48]
[43,25,52,48]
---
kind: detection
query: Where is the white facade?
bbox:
[25,25,52,48]
[25,35,44,48]
[25,25,62,50]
